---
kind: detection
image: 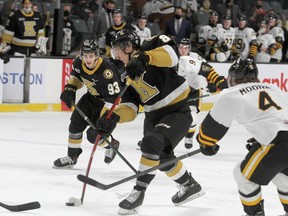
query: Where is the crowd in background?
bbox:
[0,0,288,63]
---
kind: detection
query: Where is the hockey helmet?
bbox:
[228,59,258,86]
[210,10,219,18]
[238,14,247,22]
[223,14,232,21]
[267,13,279,20]
[81,40,99,55]
[111,29,140,49]
[179,38,191,46]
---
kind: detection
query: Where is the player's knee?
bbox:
[233,163,259,194]
[86,127,97,144]
[141,132,165,155]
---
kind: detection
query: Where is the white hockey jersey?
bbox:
[268,26,284,61]
[209,82,288,144]
[256,33,276,63]
[133,25,151,45]
[178,52,208,90]
[234,27,257,59]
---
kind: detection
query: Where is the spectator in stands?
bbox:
[1,0,46,57]
[164,6,192,43]
[62,4,78,55]
[89,0,99,14]
[249,0,267,31]
[71,0,93,21]
[132,15,151,45]
[92,0,115,40]
[104,9,135,56]
[215,0,242,27]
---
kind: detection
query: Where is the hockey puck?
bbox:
[65,202,75,206]
[66,197,81,207]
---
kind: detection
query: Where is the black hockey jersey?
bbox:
[68,56,122,109]
[2,9,44,47]
[114,35,190,123]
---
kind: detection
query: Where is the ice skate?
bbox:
[104,137,120,164]
[172,174,205,206]
[184,137,193,149]
[118,189,145,215]
[53,148,82,168]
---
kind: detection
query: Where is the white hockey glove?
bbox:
[35,36,48,56]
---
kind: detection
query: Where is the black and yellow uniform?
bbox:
[113,34,200,191]
[105,21,135,56]
[67,55,121,148]
[2,9,44,56]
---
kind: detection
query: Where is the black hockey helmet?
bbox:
[238,14,247,22]
[179,38,191,46]
[81,40,99,55]
[210,10,219,17]
[111,29,140,49]
[223,14,232,21]
[228,59,258,86]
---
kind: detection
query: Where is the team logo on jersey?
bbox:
[103,69,113,79]
[201,65,210,72]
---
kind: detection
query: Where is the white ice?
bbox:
[0,111,284,216]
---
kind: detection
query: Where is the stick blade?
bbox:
[77,174,109,190]
[0,201,41,212]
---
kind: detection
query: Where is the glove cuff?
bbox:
[64,84,77,92]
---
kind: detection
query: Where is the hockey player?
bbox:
[197,10,221,58]
[197,59,288,216]
[255,19,277,63]
[132,15,151,46]
[267,14,284,62]
[208,14,235,62]
[96,29,205,215]
[232,15,258,60]
[1,0,46,57]
[53,40,122,168]
[177,38,228,149]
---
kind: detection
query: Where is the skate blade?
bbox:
[52,165,74,169]
[118,207,139,215]
[174,190,205,206]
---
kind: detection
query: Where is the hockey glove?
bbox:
[126,52,149,80]
[215,76,228,91]
[60,84,77,108]
[246,137,261,151]
[96,111,120,136]
[199,144,220,156]
[207,35,218,47]
[207,82,217,93]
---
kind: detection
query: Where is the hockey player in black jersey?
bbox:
[95,29,205,215]
[53,40,122,168]
[1,0,46,57]
[197,59,288,216]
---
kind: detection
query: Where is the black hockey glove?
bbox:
[96,111,120,136]
[207,35,218,47]
[207,82,217,93]
[199,144,220,156]
[126,52,149,80]
[60,84,77,108]
[215,76,228,91]
[246,137,261,151]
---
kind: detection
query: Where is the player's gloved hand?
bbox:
[126,52,149,80]
[60,84,77,108]
[96,110,120,136]
[267,46,276,55]
[215,76,228,90]
[246,137,261,151]
[220,41,228,52]
[207,35,218,47]
[207,82,217,93]
[199,143,220,156]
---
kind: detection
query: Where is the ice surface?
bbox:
[0,111,283,216]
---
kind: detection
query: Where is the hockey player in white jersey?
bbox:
[197,10,221,58]
[267,14,284,62]
[177,38,228,149]
[255,19,277,63]
[197,58,288,216]
[232,15,258,60]
[208,14,235,62]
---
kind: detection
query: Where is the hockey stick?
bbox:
[71,101,137,174]
[0,201,40,212]
[77,149,201,190]
[66,78,132,206]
